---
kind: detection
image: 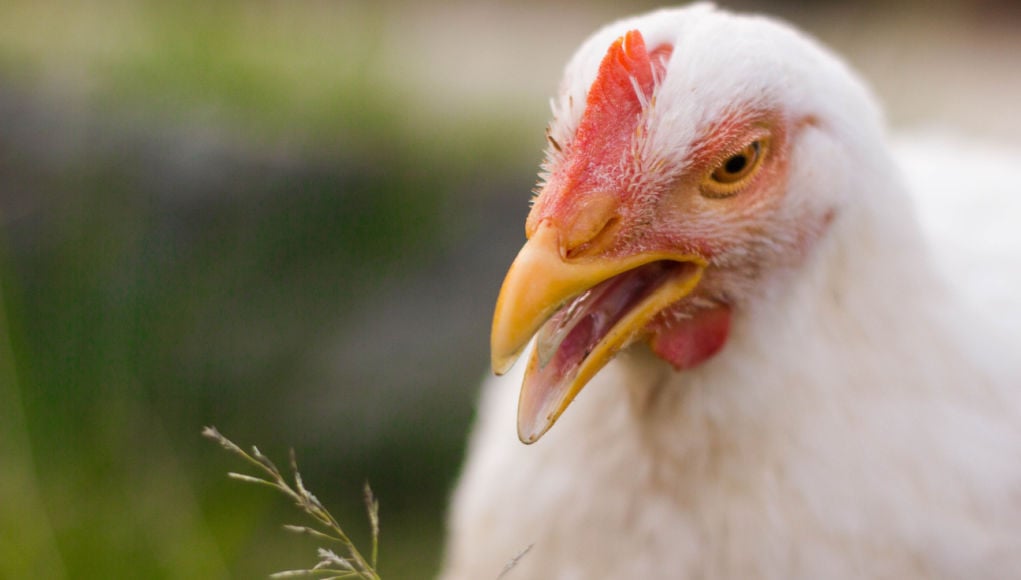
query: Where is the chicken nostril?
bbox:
[558,190,620,259]
[564,215,620,259]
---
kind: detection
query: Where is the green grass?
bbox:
[0,2,549,577]
[0,145,463,577]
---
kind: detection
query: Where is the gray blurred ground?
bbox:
[0,1,1018,578]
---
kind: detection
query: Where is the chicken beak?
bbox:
[491,224,614,375]
[491,222,706,443]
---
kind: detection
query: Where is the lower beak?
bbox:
[491,222,705,443]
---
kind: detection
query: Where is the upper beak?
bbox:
[491,222,706,443]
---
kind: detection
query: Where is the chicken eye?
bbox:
[703,139,767,197]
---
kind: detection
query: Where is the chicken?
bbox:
[442,5,1021,579]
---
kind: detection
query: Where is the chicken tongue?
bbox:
[518,261,702,442]
[535,265,666,369]
[534,288,601,369]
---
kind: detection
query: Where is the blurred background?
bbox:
[1,1,1018,578]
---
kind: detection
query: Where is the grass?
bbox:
[0,269,66,578]
[203,427,383,579]
[0,2,542,577]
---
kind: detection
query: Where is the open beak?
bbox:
[492,222,706,443]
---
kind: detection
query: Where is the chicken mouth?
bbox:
[518,260,703,442]
[533,261,698,376]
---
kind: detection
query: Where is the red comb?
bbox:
[567,30,672,191]
[531,30,672,237]
[582,30,656,135]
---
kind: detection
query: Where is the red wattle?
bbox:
[648,306,731,370]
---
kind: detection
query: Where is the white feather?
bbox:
[443,6,1021,579]
[893,131,1021,340]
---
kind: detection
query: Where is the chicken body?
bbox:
[443,6,1021,579]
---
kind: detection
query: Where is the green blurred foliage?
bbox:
[0,0,539,577]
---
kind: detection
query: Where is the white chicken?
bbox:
[442,5,1021,579]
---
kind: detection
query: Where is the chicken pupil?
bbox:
[725,154,748,174]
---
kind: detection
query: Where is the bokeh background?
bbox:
[1,1,1018,578]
